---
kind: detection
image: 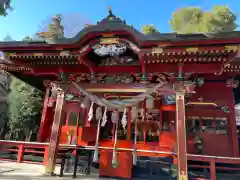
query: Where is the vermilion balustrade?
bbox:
[1,140,240,179]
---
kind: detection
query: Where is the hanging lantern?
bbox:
[121,108,127,129]
[101,107,108,127]
[112,118,119,168]
[111,111,119,124]
[88,102,94,122]
[131,107,138,122]
[81,96,90,108]
[146,97,154,109]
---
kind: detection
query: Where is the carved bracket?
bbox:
[226,79,239,88]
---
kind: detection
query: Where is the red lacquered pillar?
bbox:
[176,92,188,180]
[127,107,132,140]
[37,87,50,142]
[45,90,65,174]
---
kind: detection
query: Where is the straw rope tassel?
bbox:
[93,117,101,162]
[133,120,137,165]
[112,120,119,168]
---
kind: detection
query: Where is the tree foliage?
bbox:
[0,0,12,16]
[36,13,92,38]
[0,35,12,138]
[7,78,43,141]
[23,36,33,42]
[142,24,159,34]
[170,5,237,34]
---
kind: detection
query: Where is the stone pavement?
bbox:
[0,161,113,180]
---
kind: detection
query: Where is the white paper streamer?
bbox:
[88,102,94,121]
[121,108,127,129]
[101,107,108,127]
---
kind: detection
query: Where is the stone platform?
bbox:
[0,161,110,180]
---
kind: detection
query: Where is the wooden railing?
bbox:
[1,140,240,179]
[188,154,240,180]
[0,140,49,164]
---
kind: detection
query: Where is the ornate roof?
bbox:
[2,7,240,47]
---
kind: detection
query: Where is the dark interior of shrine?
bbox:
[233,76,240,104]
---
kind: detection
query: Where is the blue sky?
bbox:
[0,0,240,40]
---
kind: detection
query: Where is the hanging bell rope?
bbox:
[131,106,138,122]
[132,120,138,165]
[93,107,102,163]
[146,96,154,109]
[95,106,102,120]
[111,111,119,124]
[112,116,119,168]
[101,106,108,127]
[93,119,101,162]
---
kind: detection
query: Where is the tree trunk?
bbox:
[26,130,33,142]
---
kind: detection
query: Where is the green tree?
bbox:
[0,35,12,138]
[170,5,237,34]
[7,78,43,141]
[142,24,159,34]
[0,0,12,16]
[23,36,33,41]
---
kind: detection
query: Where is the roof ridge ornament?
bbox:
[97,2,126,24]
[108,6,113,17]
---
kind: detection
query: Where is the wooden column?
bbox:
[45,90,65,174]
[127,107,132,140]
[176,92,188,180]
[143,99,147,143]
[37,87,50,142]
[210,159,216,180]
[229,104,239,157]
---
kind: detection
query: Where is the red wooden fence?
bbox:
[1,140,240,179]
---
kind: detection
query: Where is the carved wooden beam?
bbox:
[147,63,222,74]
[77,56,95,73]
[58,82,174,94]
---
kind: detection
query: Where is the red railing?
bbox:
[0,140,49,165]
[188,154,240,180]
[1,140,240,180]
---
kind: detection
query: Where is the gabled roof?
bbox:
[1,8,240,48]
